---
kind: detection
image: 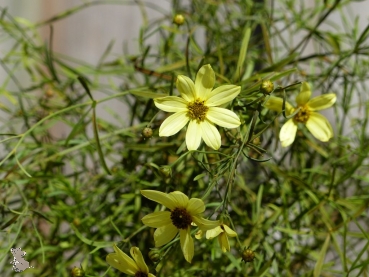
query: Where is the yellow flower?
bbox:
[265,82,336,147]
[106,244,155,277]
[195,223,237,252]
[154,64,241,150]
[141,190,220,263]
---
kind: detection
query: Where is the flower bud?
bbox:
[71,266,85,277]
[241,247,255,262]
[173,14,185,26]
[148,248,161,262]
[260,80,274,94]
[159,166,172,178]
[142,127,153,139]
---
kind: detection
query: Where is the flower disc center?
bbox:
[187,98,209,123]
[170,207,192,229]
[135,272,148,277]
[294,106,310,123]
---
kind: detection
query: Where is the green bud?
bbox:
[71,266,85,277]
[159,166,172,178]
[260,80,274,94]
[173,14,185,25]
[148,248,161,262]
[241,247,255,262]
[142,127,153,139]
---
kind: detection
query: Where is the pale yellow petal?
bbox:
[141,190,176,210]
[148,274,156,277]
[154,96,188,112]
[195,229,203,239]
[176,75,196,102]
[168,191,189,208]
[205,85,240,106]
[180,228,194,263]
[206,107,241,128]
[186,120,202,150]
[130,247,149,274]
[206,226,223,239]
[154,224,178,247]
[141,211,171,228]
[279,119,297,147]
[223,224,237,237]
[195,64,215,99]
[306,112,333,142]
[187,198,205,215]
[159,111,189,137]
[106,244,138,275]
[307,94,336,111]
[296,82,311,106]
[218,233,230,252]
[192,216,220,231]
[200,120,221,150]
[265,96,294,115]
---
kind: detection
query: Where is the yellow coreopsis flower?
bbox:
[265,82,336,147]
[154,64,241,150]
[106,244,155,277]
[141,190,220,263]
[195,223,237,252]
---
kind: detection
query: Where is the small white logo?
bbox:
[10,247,33,272]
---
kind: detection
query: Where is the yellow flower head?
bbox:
[141,190,220,263]
[154,64,241,150]
[265,82,336,147]
[195,223,237,252]
[106,245,155,277]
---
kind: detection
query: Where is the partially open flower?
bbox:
[195,223,237,252]
[154,64,241,150]
[265,82,336,147]
[141,190,219,263]
[106,245,155,277]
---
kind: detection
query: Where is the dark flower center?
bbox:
[293,105,310,123]
[187,98,209,123]
[135,272,148,277]
[170,207,192,229]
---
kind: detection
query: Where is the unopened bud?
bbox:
[148,248,161,262]
[241,247,255,262]
[159,166,172,178]
[142,127,153,139]
[260,80,274,94]
[71,266,85,277]
[173,14,185,26]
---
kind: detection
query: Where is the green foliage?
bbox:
[1,0,369,276]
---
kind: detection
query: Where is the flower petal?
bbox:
[149,274,156,277]
[306,112,334,142]
[168,191,189,208]
[154,96,188,113]
[141,211,171,228]
[205,85,240,106]
[206,226,223,239]
[200,120,221,150]
[187,198,205,215]
[219,233,230,252]
[106,244,138,275]
[141,190,176,210]
[264,96,294,115]
[195,64,215,99]
[192,216,220,231]
[223,224,237,237]
[279,119,297,147]
[130,247,149,274]
[186,120,202,150]
[195,229,203,239]
[296,82,311,106]
[154,224,178,247]
[159,111,189,137]
[180,228,194,263]
[207,107,241,128]
[307,94,336,111]
[176,75,196,102]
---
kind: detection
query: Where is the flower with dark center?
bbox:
[265,82,336,147]
[141,190,219,263]
[154,64,241,150]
